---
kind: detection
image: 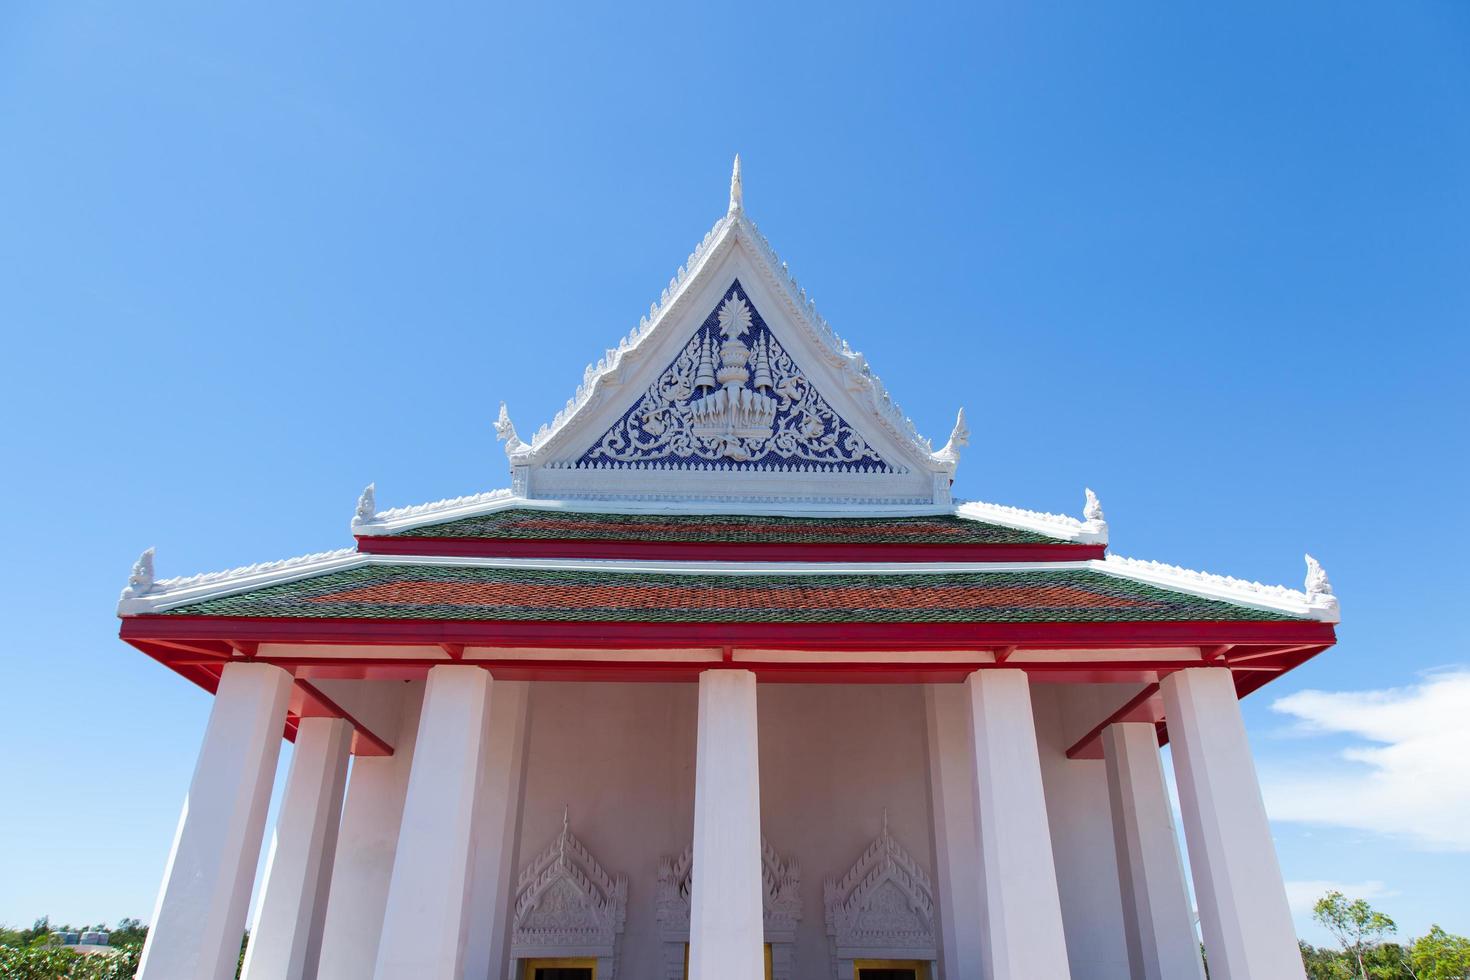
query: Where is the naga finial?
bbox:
[124,547,156,596]
[1304,554,1333,597]
[352,483,376,528]
[1083,488,1106,524]
[495,402,525,454]
[935,407,969,463]
[728,153,743,214]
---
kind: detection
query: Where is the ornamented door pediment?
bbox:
[824,813,938,980]
[511,809,627,979]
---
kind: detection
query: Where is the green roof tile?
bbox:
[158,564,1299,624]
[386,509,1063,546]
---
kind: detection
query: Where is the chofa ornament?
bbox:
[578,282,899,472]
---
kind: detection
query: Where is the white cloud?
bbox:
[1260,669,1470,852]
[1283,879,1391,916]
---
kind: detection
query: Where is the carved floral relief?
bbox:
[577,281,897,472]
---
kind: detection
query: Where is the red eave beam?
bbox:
[121,615,1337,652]
[292,679,394,757]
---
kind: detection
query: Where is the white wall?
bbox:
[1031,684,1135,980]
[513,681,939,979]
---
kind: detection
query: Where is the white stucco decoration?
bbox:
[656,836,802,980]
[932,408,969,465]
[496,402,525,455]
[1304,554,1333,598]
[728,153,743,214]
[121,547,156,601]
[1100,554,1341,623]
[1083,487,1108,537]
[823,812,938,980]
[351,484,376,529]
[510,808,627,979]
[495,161,958,508]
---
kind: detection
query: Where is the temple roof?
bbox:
[381,508,1062,546]
[144,563,1301,624]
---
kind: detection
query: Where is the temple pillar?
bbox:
[462,680,531,980]
[317,681,424,980]
[1101,722,1205,980]
[924,685,984,980]
[688,669,764,980]
[241,716,353,980]
[373,666,496,980]
[1161,668,1304,980]
[137,662,293,980]
[965,669,1072,980]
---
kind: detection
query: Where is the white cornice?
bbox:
[118,547,363,616]
[351,488,1112,538]
[1095,554,1340,623]
[954,497,1107,544]
[118,548,1336,623]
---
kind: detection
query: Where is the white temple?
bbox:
[118,159,1337,980]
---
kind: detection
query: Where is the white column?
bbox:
[241,716,353,980]
[924,685,984,980]
[137,662,294,980]
[965,669,1071,980]
[1161,668,1304,980]
[462,681,530,980]
[1102,722,1205,980]
[688,669,764,980]
[373,665,495,980]
[317,681,424,980]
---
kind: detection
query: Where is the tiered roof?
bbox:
[116,159,1338,757]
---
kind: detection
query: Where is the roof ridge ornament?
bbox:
[1099,553,1341,622]
[933,408,969,463]
[1304,553,1333,597]
[496,402,525,455]
[120,547,155,600]
[728,153,743,214]
[352,484,376,529]
[1082,488,1108,536]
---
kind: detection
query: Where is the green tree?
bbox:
[1411,926,1470,980]
[1315,891,1400,980]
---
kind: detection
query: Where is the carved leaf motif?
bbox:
[579,282,895,471]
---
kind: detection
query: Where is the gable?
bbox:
[497,190,965,511]
[576,280,899,475]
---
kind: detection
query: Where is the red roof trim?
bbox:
[354,535,1106,563]
[121,614,1335,651]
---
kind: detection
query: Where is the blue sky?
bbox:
[1,0,1466,946]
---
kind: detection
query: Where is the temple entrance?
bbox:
[854,960,930,980]
[523,957,597,980]
[679,942,774,979]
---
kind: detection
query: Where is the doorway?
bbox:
[854,960,930,980]
[523,957,597,980]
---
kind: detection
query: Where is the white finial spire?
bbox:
[728,154,743,214]
[352,483,376,528]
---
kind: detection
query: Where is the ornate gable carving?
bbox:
[575,281,898,475]
[495,161,965,511]
[511,809,627,977]
[824,813,937,977]
[656,836,802,980]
